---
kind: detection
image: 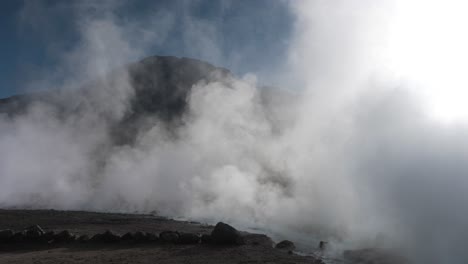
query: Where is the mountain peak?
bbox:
[0,55,234,144]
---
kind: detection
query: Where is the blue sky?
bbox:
[0,0,293,98]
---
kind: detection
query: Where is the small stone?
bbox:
[145,232,159,242]
[100,230,121,243]
[42,231,55,243]
[121,232,135,241]
[319,241,328,250]
[159,231,180,243]
[54,230,75,243]
[11,231,26,243]
[77,234,90,243]
[90,233,103,242]
[134,231,149,243]
[275,240,295,251]
[0,229,14,242]
[201,234,212,244]
[178,233,200,244]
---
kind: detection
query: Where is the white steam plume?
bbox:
[2,1,468,263]
[286,1,468,263]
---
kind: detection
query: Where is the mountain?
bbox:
[0,56,231,118]
[127,55,231,121]
[0,56,233,144]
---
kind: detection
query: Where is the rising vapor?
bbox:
[1,1,468,263]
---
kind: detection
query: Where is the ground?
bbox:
[0,209,321,264]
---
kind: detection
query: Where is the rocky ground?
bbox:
[0,209,323,264]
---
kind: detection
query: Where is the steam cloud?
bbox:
[1,1,468,263]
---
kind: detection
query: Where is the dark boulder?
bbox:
[25,225,45,241]
[121,232,135,241]
[42,231,55,243]
[178,233,200,244]
[275,240,295,251]
[0,229,14,242]
[159,231,180,243]
[211,222,244,245]
[54,230,75,243]
[145,232,159,243]
[201,234,212,244]
[89,233,103,242]
[99,230,121,243]
[134,231,150,243]
[122,231,157,243]
[11,231,26,243]
[77,234,90,243]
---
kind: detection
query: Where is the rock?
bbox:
[121,231,157,243]
[11,231,26,243]
[159,231,180,243]
[319,241,328,250]
[90,231,121,243]
[145,232,159,242]
[275,240,295,251]
[210,222,244,245]
[134,231,149,243]
[77,234,90,243]
[201,234,212,244]
[178,233,200,244]
[0,229,14,242]
[42,231,55,243]
[25,225,45,240]
[121,232,135,241]
[99,230,121,243]
[54,230,75,243]
[90,233,103,242]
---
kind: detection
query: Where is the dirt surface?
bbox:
[0,209,320,264]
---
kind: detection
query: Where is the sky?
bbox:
[0,0,293,98]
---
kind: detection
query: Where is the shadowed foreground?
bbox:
[0,209,320,264]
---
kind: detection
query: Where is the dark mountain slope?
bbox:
[0,56,232,144]
[0,56,231,119]
[127,56,231,121]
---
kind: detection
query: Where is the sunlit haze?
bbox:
[385,0,468,122]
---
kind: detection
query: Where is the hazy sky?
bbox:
[0,0,293,98]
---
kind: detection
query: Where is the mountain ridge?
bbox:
[0,55,232,118]
[0,55,234,144]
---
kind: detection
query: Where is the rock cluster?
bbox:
[0,222,247,247]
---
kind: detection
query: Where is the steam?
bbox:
[286,1,468,263]
[1,1,468,263]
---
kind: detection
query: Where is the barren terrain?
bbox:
[0,209,320,264]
